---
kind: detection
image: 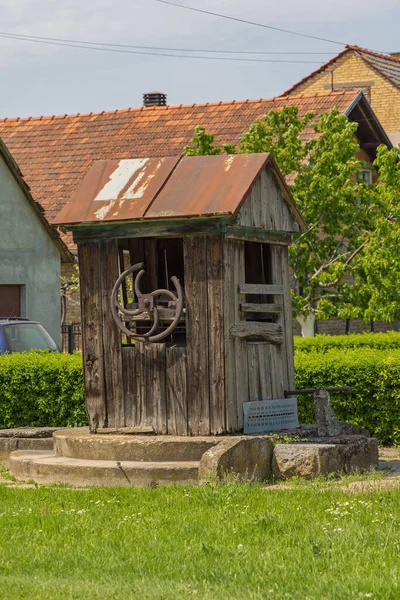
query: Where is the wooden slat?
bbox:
[225,225,291,246]
[100,240,125,428]
[166,346,188,435]
[230,321,283,344]
[122,346,139,427]
[137,342,167,434]
[270,246,288,397]
[241,303,282,313]
[239,283,284,295]
[247,343,273,401]
[280,247,296,389]
[77,242,106,432]
[207,234,225,434]
[223,240,248,432]
[184,236,210,435]
[72,217,228,244]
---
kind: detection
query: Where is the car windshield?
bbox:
[4,323,59,352]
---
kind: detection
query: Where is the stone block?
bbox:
[273,436,378,480]
[198,437,273,484]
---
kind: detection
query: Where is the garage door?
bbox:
[0,285,21,317]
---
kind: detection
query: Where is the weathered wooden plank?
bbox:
[239,283,284,295]
[207,234,225,434]
[225,225,291,246]
[96,426,154,435]
[247,343,274,402]
[241,303,282,314]
[270,246,288,397]
[184,236,210,435]
[72,217,228,244]
[122,346,138,427]
[230,322,283,344]
[100,239,125,428]
[223,240,248,432]
[166,346,188,436]
[77,242,106,432]
[280,247,296,389]
[138,343,167,434]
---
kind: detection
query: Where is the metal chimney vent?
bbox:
[143,92,167,107]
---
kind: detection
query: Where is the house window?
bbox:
[0,285,22,318]
[358,169,373,185]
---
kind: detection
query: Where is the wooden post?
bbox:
[207,234,226,434]
[184,236,210,435]
[78,242,106,432]
[100,240,125,428]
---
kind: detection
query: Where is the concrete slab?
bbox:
[9,451,199,487]
[54,428,221,462]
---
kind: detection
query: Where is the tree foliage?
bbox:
[183,107,399,325]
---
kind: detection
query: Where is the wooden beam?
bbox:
[225,225,292,246]
[230,321,283,345]
[72,217,229,244]
[239,283,284,295]
[241,302,282,313]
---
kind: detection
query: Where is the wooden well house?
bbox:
[55,154,306,436]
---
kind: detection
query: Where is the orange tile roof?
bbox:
[282,45,400,96]
[0,91,360,249]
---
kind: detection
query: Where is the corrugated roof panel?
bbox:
[54,156,180,224]
[146,154,269,219]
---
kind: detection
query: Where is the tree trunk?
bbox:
[296,313,316,337]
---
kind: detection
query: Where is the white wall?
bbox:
[0,158,61,345]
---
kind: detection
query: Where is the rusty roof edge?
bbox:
[0,138,73,262]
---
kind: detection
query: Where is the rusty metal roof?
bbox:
[55,153,301,227]
[54,156,180,225]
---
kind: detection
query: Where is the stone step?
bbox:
[54,428,221,462]
[9,451,199,487]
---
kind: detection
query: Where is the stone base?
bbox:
[273,436,379,480]
[7,428,379,487]
[0,428,62,466]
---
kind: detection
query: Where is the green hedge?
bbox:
[0,352,86,429]
[294,331,400,353]
[295,348,400,445]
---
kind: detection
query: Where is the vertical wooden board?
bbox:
[122,346,139,427]
[100,239,125,428]
[270,246,289,395]
[166,346,188,435]
[136,343,167,433]
[77,242,106,431]
[184,236,210,435]
[280,247,296,389]
[223,240,248,432]
[257,344,273,400]
[207,234,225,434]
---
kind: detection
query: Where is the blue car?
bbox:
[0,319,59,353]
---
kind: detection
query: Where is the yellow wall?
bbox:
[288,52,400,134]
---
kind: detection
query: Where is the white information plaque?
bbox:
[243,398,299,434]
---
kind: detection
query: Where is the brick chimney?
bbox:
[143,91,167,107]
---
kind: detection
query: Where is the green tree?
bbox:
[183,107,391,336]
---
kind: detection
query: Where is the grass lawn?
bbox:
[0,481,399,600]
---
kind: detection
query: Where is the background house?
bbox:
[282,45,400,146]
[0,90,392,334]
[0,139,71,345]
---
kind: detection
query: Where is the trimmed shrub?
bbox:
[295,348,400,445]
[294,331,400,353]
[0,351,86,429]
